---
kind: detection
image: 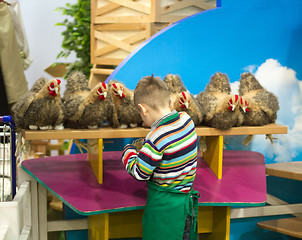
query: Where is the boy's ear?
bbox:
[138,104,148,116]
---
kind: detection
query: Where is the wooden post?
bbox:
[203,136,224,179]
[88,139,104,184]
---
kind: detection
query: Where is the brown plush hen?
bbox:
[239,72,279,126]
[239,72,279,144]
[12,77,64,130]
[173,91,203,126]
[62,71,113,128]
[109,80,142,128]
[196,72,243,130]
[164,74,203,126]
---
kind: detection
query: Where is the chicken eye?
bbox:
[50,83,54,88]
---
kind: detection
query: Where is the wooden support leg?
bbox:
[203,136,224,179]
[30,178,39,240]
[38,184,48,240]
[88,210,143,240]
[209,206,230,240]
[88,213,109,240]
[88,139,103,184]
[197,206,214,234]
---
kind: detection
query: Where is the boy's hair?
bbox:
[134,75,170,110]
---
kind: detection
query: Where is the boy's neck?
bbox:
[150,107,172,125]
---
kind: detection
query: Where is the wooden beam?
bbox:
[94,30,148,56]
[47,219,88,232]
[95,15,150,24]
[230,203,302,219]
[22,124,287,141]
[95,57,123,65]
[161,0,197,15]
[108,0,151,14]
[96,3,120,16]
[94,23,146,31]
[94,31,135,53]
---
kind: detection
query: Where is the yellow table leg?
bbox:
[199,206,230,240]
[203,136,224,179]
[88,210,144,240]
[88,213,109,240]
[88,139,103,184]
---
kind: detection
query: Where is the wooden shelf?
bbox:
[266,161,302,181]
[22,123,287,140]
[257,217,302,239]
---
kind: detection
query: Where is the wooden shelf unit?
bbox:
[258,161,302,238]
[22,124,287,141]
[22,124,288,183]
[89,0,216,87]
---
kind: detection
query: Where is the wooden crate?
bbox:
[90,22,169,66]
[89,0,216,87]
[92,0,216,23]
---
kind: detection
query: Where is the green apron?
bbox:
[142,181,200,240]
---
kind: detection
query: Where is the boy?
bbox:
[121,75,200,240]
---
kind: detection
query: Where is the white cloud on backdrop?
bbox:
[231,59,302,163]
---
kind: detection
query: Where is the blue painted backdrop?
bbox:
[105,1,302,239]
[108,0,302,165]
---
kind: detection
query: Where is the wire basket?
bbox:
[0,116,16,202]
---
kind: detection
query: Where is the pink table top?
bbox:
[21,150,266,215]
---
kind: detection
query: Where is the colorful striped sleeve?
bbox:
[121,141,162,181]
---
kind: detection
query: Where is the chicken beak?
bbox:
[54,87,59,95]
[103,92,107,98]
[184,102,189,109]
[117,90,123,97]
[242,107,246,113]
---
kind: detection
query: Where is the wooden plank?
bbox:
[108,0,151,15]
[257,217,302,239]
[231,203,302,219]
[96,3,120,16]
[94,30,148,56]
[195,124,287,136]
[94,31,135,53]
[47,219,88,232]
[95,15,151,24]
[22,124,288,141]
[195,1,216,10]
[161,0,198,15]
[94,23,147,31]
[90,68,114,75]
[38,185,47,240]
[94,57,123,65]
[91,21,96,64]
[266,162,302,181]
[150,0,161,22]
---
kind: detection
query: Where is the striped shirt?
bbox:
[122,110,198,193]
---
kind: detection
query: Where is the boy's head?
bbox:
[134,75,171,127]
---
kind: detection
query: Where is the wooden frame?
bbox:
[93,0,216,23]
